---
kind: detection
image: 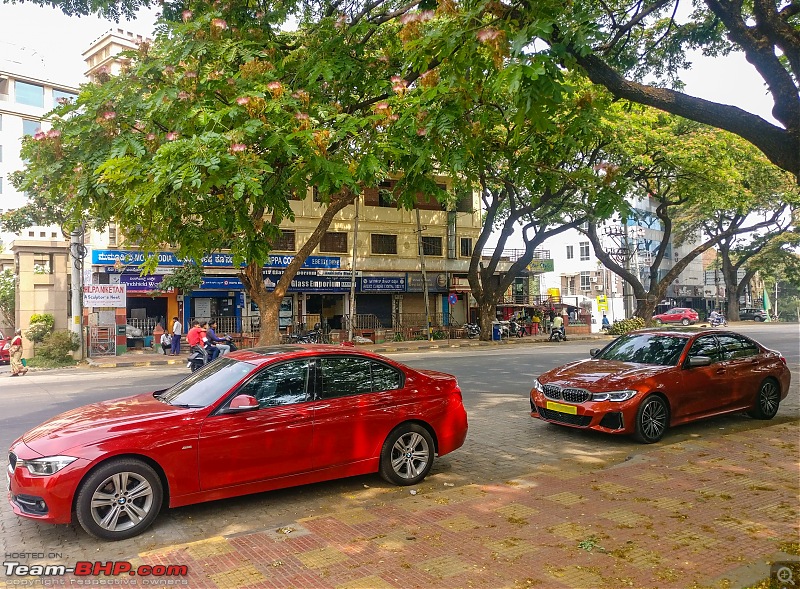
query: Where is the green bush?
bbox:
[36,330,80,361]
[607,317,646,335]
[25,313,55,343]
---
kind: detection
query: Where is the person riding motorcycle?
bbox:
[206,320,231,357]
[186,320,208,365]
[550,314,566,341]
[709,310,725,326]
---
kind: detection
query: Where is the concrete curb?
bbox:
[83,334,610,369]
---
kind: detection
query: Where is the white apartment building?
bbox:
[0,43,78,250]
[537,196,705,331]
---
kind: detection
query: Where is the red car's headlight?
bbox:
[17,456,78,476]
[590,390,637,402]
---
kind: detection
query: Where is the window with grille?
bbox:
[460,238,472,257]
[320,231,348,253]
[33,253,54,274]
[421,236,443,256]
[580,271,591,290]
[371,234,397,255]
[272,230,295,251]
[579,241,590,261]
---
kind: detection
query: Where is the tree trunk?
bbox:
[478,300,496,341]
[256,295,282,345]
[237,188,357,346]
[634,291,659,324]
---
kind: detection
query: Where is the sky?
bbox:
[0,2,777,123]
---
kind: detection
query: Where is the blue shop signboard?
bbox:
[264,273,356,293]
[199,277,244,289]
[92,249,340,269]
[361,276,406,292]
[119,274,164,291]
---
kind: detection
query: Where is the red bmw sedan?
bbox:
[530,328,790,443]
[8,346,468,540]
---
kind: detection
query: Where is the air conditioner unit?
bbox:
[594,285,604,291]
[591,277,598,282]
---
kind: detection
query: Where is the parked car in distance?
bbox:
[652,307,699,325]
[739,308,768,322]
[8,345,468,540]
[530,328,790,444]
[0,329,10,364]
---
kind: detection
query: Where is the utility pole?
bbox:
[415,207,433,341]
[70,225,86,359]
[347,197,359,342]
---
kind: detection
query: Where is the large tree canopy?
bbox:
[585,105,793,321]
[8,0,798,178]
[534,0,800,182]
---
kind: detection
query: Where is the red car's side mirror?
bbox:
[226,394,259,412]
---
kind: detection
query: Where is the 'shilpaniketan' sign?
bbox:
[83,284,127,308]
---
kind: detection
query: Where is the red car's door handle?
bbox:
[716,368,726,374]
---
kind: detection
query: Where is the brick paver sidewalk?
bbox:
[121,421,799,589]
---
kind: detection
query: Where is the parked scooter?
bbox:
[463,323,481,339]
[508,319,525,338]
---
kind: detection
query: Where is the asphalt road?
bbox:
[0,323,797,561]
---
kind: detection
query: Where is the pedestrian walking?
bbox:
[170,316,182,355]
[8,328,28,376]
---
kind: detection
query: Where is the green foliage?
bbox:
[36,330,81,361]
[26,314,55,343]
[156,264,204,294]
[607,317,645,335]
[0,269,15,328]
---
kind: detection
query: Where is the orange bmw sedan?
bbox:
[530,328,790,443]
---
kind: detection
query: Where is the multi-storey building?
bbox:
[537,196,705,330]
[88,181,481,344]
[0,47,78,246]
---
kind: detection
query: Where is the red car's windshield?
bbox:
[157,358,253,407]
[597,333,690,366]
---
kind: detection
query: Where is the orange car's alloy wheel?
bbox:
[634,395,669,444]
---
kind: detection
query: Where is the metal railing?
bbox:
[188,316,239,334]
[342,314,384,331]
[126,317,158,336]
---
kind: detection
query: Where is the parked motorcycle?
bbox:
[508,319,525,338]
[463,323,481,339]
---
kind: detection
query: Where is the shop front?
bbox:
[357,275,407,328]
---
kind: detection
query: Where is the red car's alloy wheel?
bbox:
[75,459,163,541]
[380,424,435,486]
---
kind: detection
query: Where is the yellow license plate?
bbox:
[546,401,578,415]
